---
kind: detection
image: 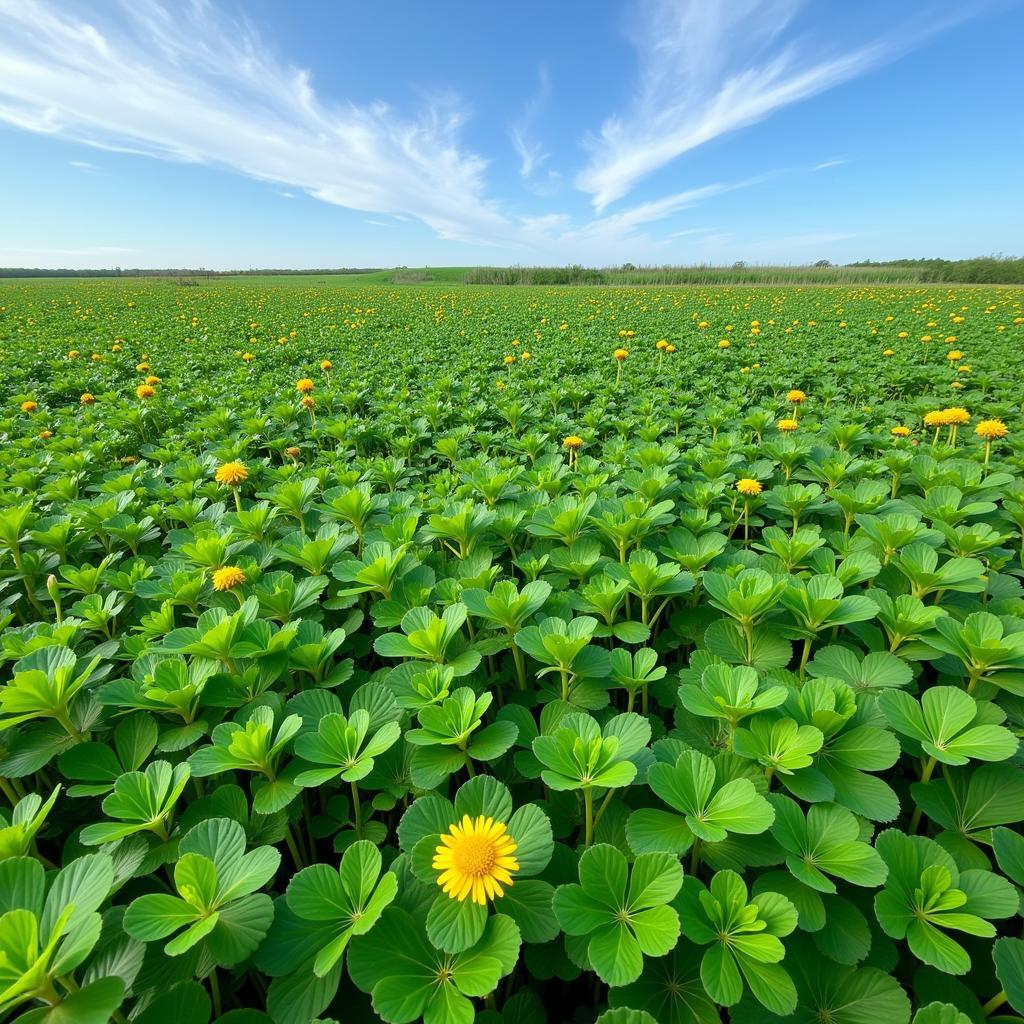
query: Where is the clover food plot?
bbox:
[1,278,1023,1024]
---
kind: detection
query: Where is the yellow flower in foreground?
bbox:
[945,408,970,426]
[296,378,315,393]
[613,347,629,360]
[736,478,763,497]
[504,355,516,365]
[433,815,519,905]
[145,375,160,385]
[665,344,676,353]
[212,566,246,592]
[946,350,964,362]
[242,352,255,362]
[656,339,668,351]
[777,418,799,433]
[718,339,731,349]
[891,426,911,437]
[20,400,37,413]
[924,410,948,427]
[563,435,584,450]
[787,389,806,403]
[975,419,1008,440]
[215,461,249,486]
[883,349,895,357]
[136,384,156,400]
[80,393,95,405]
[520,351,531,360]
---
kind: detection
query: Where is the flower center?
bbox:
[452,835,498,877]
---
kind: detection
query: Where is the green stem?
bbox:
[511,644,527,691]
[689,838,702,876]
[209,968,222,1019]
[983,990,1007,1016]
[350,780,363,839]
[583,788,594,847]
[798,637,812,678]
[0,776,19,807]
[284,822,305,869]
[908,756,937,833]
[592,789,615,833]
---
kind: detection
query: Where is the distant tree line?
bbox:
[2,257,1021,284]
[844,256,1024,284]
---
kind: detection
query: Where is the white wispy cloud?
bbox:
[508,65,550,179]
[813,158,849,171]
[575,0,970,211]
[0,0,513,246]
[69,159,97,170]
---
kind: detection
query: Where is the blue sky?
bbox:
[0,0,1021,269]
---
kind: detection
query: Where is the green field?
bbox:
[1,279,1024,1024]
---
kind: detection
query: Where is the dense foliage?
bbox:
[0,279,1023,1024]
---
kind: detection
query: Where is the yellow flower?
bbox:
[613,348,629,360]
[656,339,668,350]
[135,384,156,400]
[80,393,95,405]
[496,380,506,390]
[432,814,519,905]
[891,426,911,437]
[975,419,1008,440]
[945,408,970,426]
[665,344,676,353]
[897,331,909,339]
[718,339,730,349]
[321,360,333,371]
[883,349,895,356]
[504,355,516,365]
[67,349,80,359]
[563,435,584,450]
[736,478,763,497]
[946,350,964,362]
[777,418,799,433]
[698,321,709,330]
[786,389,806,403]
[91,353,103,361]
[242,352,255,362]
[37,430,53,440]
[215,462,249,486]
[145,375,160,385]
[520,351,531,360]
[136,362,150,372]
[20,400,37,413]
[924,410,948,427]
[301,396,316,409]
[212,566,246,592]
[296,378,315,394]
